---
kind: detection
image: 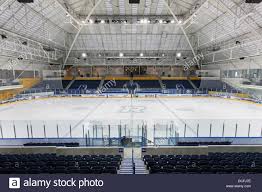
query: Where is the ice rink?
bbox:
[0,96,261,139]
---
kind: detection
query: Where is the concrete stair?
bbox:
[119,158,134,174]
[118,158,148,174]
[134,158,148,174]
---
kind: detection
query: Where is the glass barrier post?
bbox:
[119,124,122,138]
[197,123,199,137]
[26,124,29,138]
[92,125,94,138]
[137,125,140,138]
[222,122,225,137]
[56,124,59,138]
[169,124,172,138]
[184,124,187,137]
[88,130,90,146]
[144,124,147,139]
[30,122,33,138]
[0,122,3,138]
[141,125,144,146]
[43,122,46,138]
[153,124,156,144]
[209,123,212,137]
[82,125,85,138]
[13,123,16,139]
[108,125,111,146]
[166,124,168,138]
[102,125,104,141]
[248,123,251,137]
[96,125,98,138]
[235,123,238,137]
[85,133,88,147]
[70,125,72,138]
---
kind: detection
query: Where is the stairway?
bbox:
[119,148,148,174]
[118,158,148,174]
[119,158,134,174]
[134,158,148,174]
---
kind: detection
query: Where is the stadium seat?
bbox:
[144,153,262,174]
[0,154,122,174]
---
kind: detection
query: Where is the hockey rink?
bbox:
[0,97,261,139]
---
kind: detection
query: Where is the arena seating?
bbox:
[0,81,20,86]
[23,142,79,147]
[103,80,128,89]
[177,142,232,146]
[134,80,161,88]
[0,154,122,174]
[144,153,262,174]
[162,80,193,89]
[192,80,235,91]
[30,79,237,93]
[68,80,101,89]
[62,80,71,88]
[23,78,242,97]
[32,80,65,89]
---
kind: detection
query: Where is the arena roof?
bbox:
[0,0,262,66]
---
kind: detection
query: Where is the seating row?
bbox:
[144,153,262,174]
[24,142,79,147]
[0,154,122,174]
[177,141,231,146]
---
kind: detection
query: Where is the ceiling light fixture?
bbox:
[82,53,87,58]
[141,19,149,24]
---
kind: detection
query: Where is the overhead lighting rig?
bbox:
[80,17,182,25]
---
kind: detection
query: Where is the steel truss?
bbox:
[202,38,262,65]
[0,30,65,64]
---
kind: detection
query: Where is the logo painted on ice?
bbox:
[119,106,146,113]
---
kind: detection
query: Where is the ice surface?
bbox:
[0,97,261,139]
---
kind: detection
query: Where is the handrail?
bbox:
[132,147,135,174]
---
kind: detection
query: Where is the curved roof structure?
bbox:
[0,0,261,66]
